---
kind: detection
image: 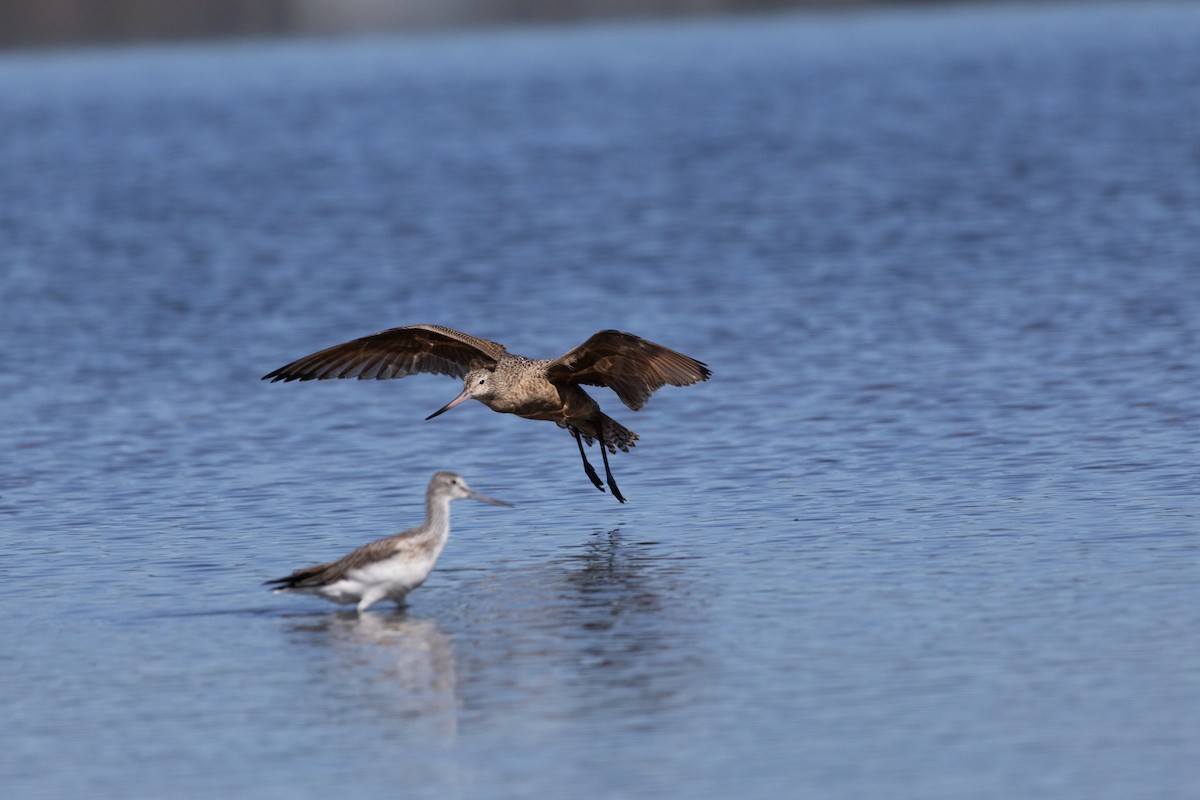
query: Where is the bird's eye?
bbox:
[478,378,486,385]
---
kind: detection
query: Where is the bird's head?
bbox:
[425,368,495,420]
[429,471,511,506]
[462,369,497,401]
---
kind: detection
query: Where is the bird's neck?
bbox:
[424,495,453,543]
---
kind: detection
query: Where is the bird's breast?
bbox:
[486,377,568,416]
[504,384,600,424]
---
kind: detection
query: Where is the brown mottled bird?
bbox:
[262,325,712,502]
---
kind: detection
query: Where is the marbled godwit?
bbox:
[263,325,711,502]
[265,471,509,612]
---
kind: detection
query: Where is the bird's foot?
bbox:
[594,418,626,503]
[583,463,605,492]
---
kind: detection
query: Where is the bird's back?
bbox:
[266,527,438,590]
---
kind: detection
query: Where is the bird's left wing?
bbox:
[264,536,402,589]
[545,330,711,411]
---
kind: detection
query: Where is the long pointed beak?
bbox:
[466,489,512,507]
[425,388,472,420]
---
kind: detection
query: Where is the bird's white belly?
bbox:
[317,556,435,604]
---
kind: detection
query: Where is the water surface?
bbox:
[3,3,1200,798]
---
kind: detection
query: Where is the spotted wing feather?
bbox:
[546,330,712,411]
[262,324,507,382]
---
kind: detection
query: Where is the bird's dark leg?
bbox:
[595,417,626,504]
[573,427,605,492]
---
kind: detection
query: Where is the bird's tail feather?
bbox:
[562,414,638,454]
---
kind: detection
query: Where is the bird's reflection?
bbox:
[564,528,668,625]
[283,529,707,732]
[289,612,458,735]
[449,528,707,722]
[559,529,705,685]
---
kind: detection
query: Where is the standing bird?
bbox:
[266,471,509,612]
[263,325,711,502]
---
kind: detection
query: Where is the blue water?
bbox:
[3,2,1200,798]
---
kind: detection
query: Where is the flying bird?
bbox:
[266,471,509,612]
[263,325,711,502]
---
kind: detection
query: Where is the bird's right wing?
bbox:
[546,330,711,411]
[262,324,507,382]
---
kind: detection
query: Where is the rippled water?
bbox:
[3,3,1200,798]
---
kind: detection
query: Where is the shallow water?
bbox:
[3,3,1200,798]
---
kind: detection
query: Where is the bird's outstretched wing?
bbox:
[262,324,507,382]
[546,330,711,411]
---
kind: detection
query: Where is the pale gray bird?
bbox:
[263,325,711,502]
[266,471,510,612]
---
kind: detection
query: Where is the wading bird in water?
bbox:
[262,325,711,502]
[265,471,509,612]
